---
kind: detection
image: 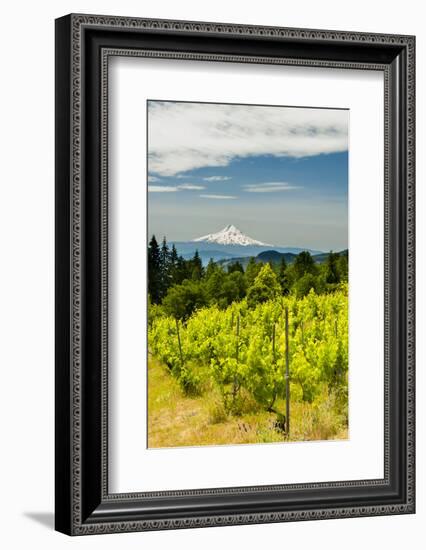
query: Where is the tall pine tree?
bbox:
[278,257,290,295]
[325,251,340,284]
[147,235,161,303]
[245,257,262,287]
[191,250,203,280]
[293,251,316,279]
[169,244,179,284]
[160,237,171,298]
[337,252,348,282]
[175,256,190,284]
[205,258,218,280]
[228,261,244,274]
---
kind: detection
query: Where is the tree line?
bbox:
[148,235,348,320]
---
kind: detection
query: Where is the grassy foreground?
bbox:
[148,356,348,448]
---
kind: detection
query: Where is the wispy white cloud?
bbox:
[148,101,348,176]
[243,182,301,193]
[199,194,237,200]
[177,183,206,190]
[148,183,207,192]
[148,175,161,182]
[148,185,178,193]
[203,176,232,182]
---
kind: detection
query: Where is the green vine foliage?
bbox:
[148,284,348,413]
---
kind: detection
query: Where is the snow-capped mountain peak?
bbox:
[193,225,272,246]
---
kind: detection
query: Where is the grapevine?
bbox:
[149,285,348,416]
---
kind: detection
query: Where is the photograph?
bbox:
[147,100,349,448]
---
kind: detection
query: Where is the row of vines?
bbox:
[148,284,348,424]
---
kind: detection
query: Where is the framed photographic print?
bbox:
[55,14,415,535]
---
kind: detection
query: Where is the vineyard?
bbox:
[148,284,349,447]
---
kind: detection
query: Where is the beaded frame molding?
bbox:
[55,14,415,536]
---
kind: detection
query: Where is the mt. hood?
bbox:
[193,224,272,247]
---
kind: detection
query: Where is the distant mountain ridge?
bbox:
[170,241,325,265]
[217,249,348,270]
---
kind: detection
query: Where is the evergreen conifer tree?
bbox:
[147,235,161,303]
[325,251,340,284]
[337,253,348,282]
[227,261,244,274]
[169,244,179,284]
[191,250,203,280]
[245,256,262,287]
[159,237,171,297]
[205,258,218,280]
[278,257,290,295]
[293,251,316,279]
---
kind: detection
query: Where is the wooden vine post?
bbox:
[175,317,184,371]
[272,322,276,363]
[269,322,278,412]
[236,314,240,363]
[233,314,240,400]
[285,306,290,437]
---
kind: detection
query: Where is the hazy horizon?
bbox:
[147,100,349,251]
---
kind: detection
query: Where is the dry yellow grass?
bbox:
[148,357,348,448]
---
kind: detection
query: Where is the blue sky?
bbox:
[147,101,348,251]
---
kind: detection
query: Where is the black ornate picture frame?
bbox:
[55,14,415,535]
